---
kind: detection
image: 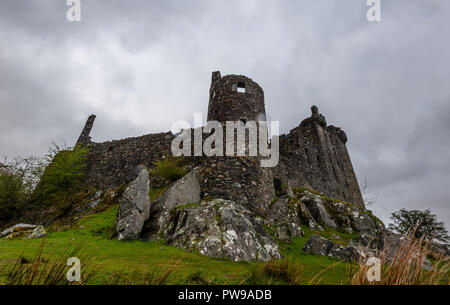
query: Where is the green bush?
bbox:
[0,157,44,222]
[0,169,27,221]
[34,146,88,212]
[150,157,186,183]
[0,145,88,223]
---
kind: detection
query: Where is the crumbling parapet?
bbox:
[300,105,327,128]
[76,114,96,146]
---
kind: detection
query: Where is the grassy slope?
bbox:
[0,205,355,285]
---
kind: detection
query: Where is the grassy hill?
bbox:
[0,205,355,285]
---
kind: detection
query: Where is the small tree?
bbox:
[389,208,449,244]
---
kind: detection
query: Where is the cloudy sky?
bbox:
[0,0,449,228]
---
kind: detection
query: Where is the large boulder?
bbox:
[300,192,337,229]
[116,168,151,240]
[350,210,377,233]
[303,234,357,261]
[142,169,201,240]
[328,244,356,261]
[303,234,334,256]
[1,224,46,239]
[380,231,404,262]
[166,199,281,262]
[266,198,305,241]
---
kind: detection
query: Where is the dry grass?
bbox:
[351,236,449,285]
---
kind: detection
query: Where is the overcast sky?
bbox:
[0,0,449,229]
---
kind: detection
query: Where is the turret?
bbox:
[207,72,266,123]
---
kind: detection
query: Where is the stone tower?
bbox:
[207,71,267,123]
[200,72,274,215]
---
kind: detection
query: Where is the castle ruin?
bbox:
[76,71,364,212]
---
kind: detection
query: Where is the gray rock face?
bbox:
[303,235,334,256]
[381,231,404,262]
[351,210,377,233]
[112,169,385,262]
[300,192,337,229]
[328,244,356,261]
[166,199,281,262]
[143,169,201,240]
[303,234,358,261]
[116,168,150,240]
[266,198,305,241]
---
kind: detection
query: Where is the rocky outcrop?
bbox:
[142,169,201,240]
[112,170,386,262]
[301,229,429,263]
[266,198,305,241]
[303,235,334,256]
[1,224,46,239]
[301,192,338,229]
[116,167,150,240]
[267,190,383,236]
[302,234,366,261]
[141,170,282,261]
[165,199,281,262]
[328,243,356,261]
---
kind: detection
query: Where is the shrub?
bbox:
[34,146,88,212]
[149,157,186,183]
[0,156,45,222]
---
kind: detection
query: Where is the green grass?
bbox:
[0,206,355,285]
[149,187,167,201]
[278,226,355,284]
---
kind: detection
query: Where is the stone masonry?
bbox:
[74,71,365,209]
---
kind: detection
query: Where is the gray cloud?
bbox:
[0,0,449,228]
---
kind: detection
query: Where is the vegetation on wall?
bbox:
[149,157,187,184]
[33,145,88,214]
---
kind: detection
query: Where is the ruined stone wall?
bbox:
[83,132,174,189]
[79,117,362,209]
[274,108,364,208]
[76,115,96,146]
[75,72,363,210]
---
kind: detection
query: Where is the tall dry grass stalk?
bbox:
[1,239,98,285]
[351,236,449,285]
